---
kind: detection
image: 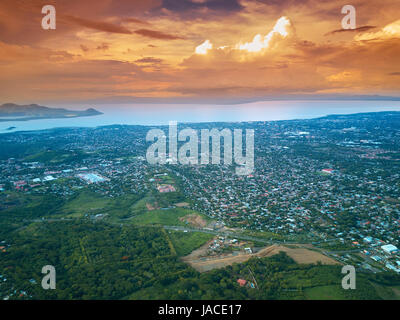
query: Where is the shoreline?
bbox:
[1,110,400,135]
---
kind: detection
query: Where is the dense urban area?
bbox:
[0,111,400,300]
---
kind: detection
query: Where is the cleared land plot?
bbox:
[169,231,214,256]
[179,213,208,228]
[257,245,340,265]
[183,243,339,273]
[131,208,210,227]
[175,202,190,207]
[146,202,158,211]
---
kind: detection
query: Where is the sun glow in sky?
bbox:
[0,0,400,105]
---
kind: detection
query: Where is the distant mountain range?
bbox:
[0,103,103,121]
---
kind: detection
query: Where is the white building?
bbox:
[381,244,398,254]
[386,263,400,273]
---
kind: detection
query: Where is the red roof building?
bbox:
[237,279,247,287]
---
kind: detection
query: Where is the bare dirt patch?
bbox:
[256,245,340,265]
[179,214,207,228]
[183,243,339,273]
[182,238,216,260]
[175,202,190,207]
[146,202,159,211]
[183,252,254,272]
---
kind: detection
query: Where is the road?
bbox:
[26,217,352,264]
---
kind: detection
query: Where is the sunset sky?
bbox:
[1,0,400,105]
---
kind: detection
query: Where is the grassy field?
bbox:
[24,150,84,164]
[61,190,111,217]
[370,282,400,300]
[0,191,42,211]
[304,285,347,300]
[129,197,151,215]
[157,174,175,184]
[168,230,214,256]
[58,188,145,219]
[240,229,283,241]
[130,207,209,227]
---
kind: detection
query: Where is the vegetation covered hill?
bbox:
[0,103,102,121]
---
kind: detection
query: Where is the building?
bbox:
[385,263,400,273]
[237,279,247,287]
[77,173,108,184]
[363,236,373,243]
[371,255,382,262]
[13,180,26,187]
[157,185,176,193]
[381,244,398,255]
[244,247,252,254]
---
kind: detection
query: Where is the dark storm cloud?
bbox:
[61,15,132,34]
[134,29,184,40]
[135,57,164,63]
[325,25,376,36]
[255,0,309,7]
[122,18,151,25]
[162,0,243,12]
[0,0,161,44]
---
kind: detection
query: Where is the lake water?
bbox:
[1,100,400,133]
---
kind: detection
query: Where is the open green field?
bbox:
[168,230,214,256]
[56,188,146,220]
[129,196,151,215]
[306,281,400,300]
[61,190,111,217]
[240,229,283,241]
[156,174,175,184]
[370,282,400,300]
[304,285,347,300]
[24,150,85,164]
[0,191,42,212]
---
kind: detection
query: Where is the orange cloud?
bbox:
[325,25,376,36]
[134,29,184,40]
[60,15,132,34]
[1,0,400,103]
[355,20,400,41]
